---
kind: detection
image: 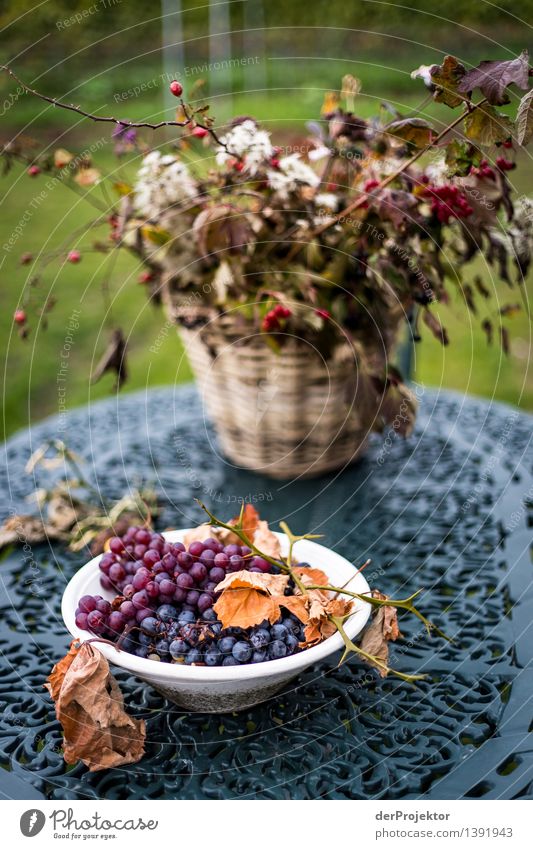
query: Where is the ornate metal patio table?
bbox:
[0,386,532,800]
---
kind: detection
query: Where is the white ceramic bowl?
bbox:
[62,530,372,713]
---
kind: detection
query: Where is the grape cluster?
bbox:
[75,527,305,667]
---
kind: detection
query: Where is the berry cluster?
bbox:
[424,184,473,224]
[261,304,292,332]
[470,159,496,181]
[75,527,306,666]
[496,156,516,172]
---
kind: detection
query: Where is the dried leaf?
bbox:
[387,118,434,149]
[213,570,290,629]
[0,514,65,548]
[430,56,466,107]
[229,503,260,541]
[358,590,401,677]
[464,104,514,145]
[213,587,281,629]
[45,642,145,772]
[91,328,127,390]
[516,88,533,146]
[458,50,530,106]
[252,520,281,558]
[278,594,309,623]
[215,570,289,596]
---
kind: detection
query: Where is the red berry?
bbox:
[192,126,208,138]
[233,159,244,172]
[20,252,33,265]
[67,250,81,263]
[364,179,380,192]
[139,271,153,284]
[315,308,331,320]
[13,309,26,325]
[169,80,183,97]
[270,157,281,169]
[27,165,40,177]
[502,139,514,149]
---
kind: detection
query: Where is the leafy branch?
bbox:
[198,500,448,680]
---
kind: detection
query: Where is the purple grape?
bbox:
[229,555,243,572]
[132,589,149,609]
[75,611,88,629]
[109,563,126,583]
[188,541,205,557]
[146,581,160,598]
[190,562,207,583]
[108,611,126,633]
[143,549,160,567]
[96,598,111,615]
[109,537,125,554]
[159,578,176,595]
[214,552,229,569]
[87,609,106,633]
[209,566,225,584]
[177,572,194,590]
[100,575,112,591]
[177,551,193,569]
[78,594,97,613]
[186,590,200,606]
[200,549,215,566]
[120,600,136,618]
[251,556,270,573]
[198,592,214,614]
[135,528,151,545]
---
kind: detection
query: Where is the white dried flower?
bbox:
[216,119,274,175]
[135,151,198,218]
[267,154,320,198]
[315,192,338,211]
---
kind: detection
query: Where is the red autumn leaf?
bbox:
[45,642,146,772]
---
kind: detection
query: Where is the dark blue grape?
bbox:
[271,623,288,641]
[141,616,160,636]
[185,648,202,665]
[222,656,237,666]
[219,636,236,655]
[170,638,188,659]
[178,609,195,625]
[135,646,149,658]
[269,639,287,659]
[251,628,270,649]
[232,641,252,663]
[157,604,177,622]
[286,634,299,653]
[204,645,222,666]
[138,632,152,646]
[155,638,170,655]
[252,649,267,663]
[202,607,217,622]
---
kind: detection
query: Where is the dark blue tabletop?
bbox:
[0,385,532,800]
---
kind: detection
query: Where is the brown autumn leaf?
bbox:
[292,566,354,647]
[215,570,289,596]
[213,570,289,629]
[213,587,281,629]
[45,642,145,772]
[358,589,401,677]
[252,520,281,558]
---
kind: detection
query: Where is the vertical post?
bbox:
[243,0,267,98]
[161,0,185,124]
[209,0,233,118]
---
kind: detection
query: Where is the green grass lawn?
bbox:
[1,59,531,440]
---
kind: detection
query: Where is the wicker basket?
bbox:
[171,307,393,479]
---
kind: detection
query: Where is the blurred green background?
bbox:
[1,0,531,440]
